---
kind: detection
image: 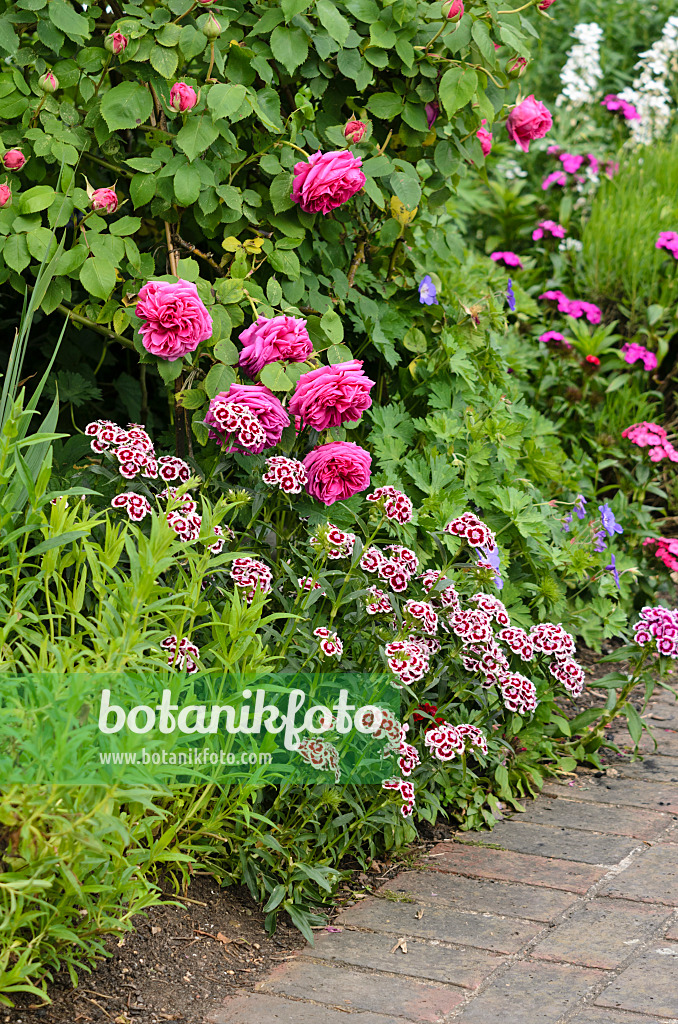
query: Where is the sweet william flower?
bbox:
[291,150,365,215]
[344,119,366,143]
[304,441,371,505]
[506,95,552,152]
[0,183,10,207]
[136,279,213,360]
[418,275,438,305]
[585,354,600,366]
[490,251,523,269]
[170,83,198,112]
[105,31,128,54]
[2,149,25,171]
[90,187,118,214]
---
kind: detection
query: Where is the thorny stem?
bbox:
[165,221,179,276]
[174,234,225,275]
[347,238,367,287]
[56,304,134,350]
[377,130,393,156]
[387,238,403,281]
[94,56,112,97]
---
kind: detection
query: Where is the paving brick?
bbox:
[543,777,678,815]
[454,820,638,865]
[258,960,465,1021]
[512,795,675,840]
[665,919,678,940]
[454,960,605,1023]
[381,871,577,922]
[336,897,541,953]
[569,1010,674,1024]
[426,842,606,893]
[616,756,678,784]
[598,844,678,905]
[596,943,678,1018]
[530,897,671,968]
[208,992,403,1024]
[309,928,506,988]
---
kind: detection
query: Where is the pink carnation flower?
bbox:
[601,94,641,121]
[542,171,566,191]
[532,220,566,241]
[238,315,313,377]
[136,279,212,360]
[622,421,678,462]
[303,441,371,505]
[621,342,657,372]
[490,251,523,269]
[205,383,289,453]
[539,331,572,350]
[560,152,584,174]
[657,232,678,259]
[291,150,365,215]
[288,360,375,431]
[506,95,552,153]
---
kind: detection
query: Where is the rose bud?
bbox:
[505,55,528,78]
[3,149,26,171]
[0,183,11,207]
[202,12,222,38]
[38,71,59,93]
[170,82,198,113]
[90,187,118,214]
[195,0,215,4]
[344,119,366,144]
[105,31,128,54]
[444,0,464,21]
[538,0,555,9]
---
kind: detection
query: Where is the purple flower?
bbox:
[574,494,587,519]
[599,503,623,538]
[562,512,573,532]
[506,279,516,312]
[479,544,503,590]
[425,102,439,128]
[594,530,607,553]
[418,275,438,305]
[605,553,620,589]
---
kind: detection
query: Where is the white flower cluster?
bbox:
[559,237,584,254]
[618,16,678,146]
[556,23,604,109]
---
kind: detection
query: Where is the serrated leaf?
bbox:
[367,92,404,120]
[158,358,185,385]
[270,25,309,74]
[19,185,56,215]
[174,163,201,205]
[79,256,116,300]
[3,233,30,273]
[101,82,154,132]
[130,172,156,208]
[49,1,88,38]
[204,362,236,398]
[213,338,239,364]
[320,309,343,344]
[177,388,207,409]
[175,119,219,161]
[109,216,142,237]
[269,248,300,279]
[439,66,478,119]
[281,0,312,19]
[208,82,247,121]
[315,0,350,45]
[150,44,179,78]
[390,171,421,209]
[326,344,352,364]
[270,171,295,213]
[260,362,294,391]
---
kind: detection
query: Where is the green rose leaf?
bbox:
[109,216,142,237]
[207,83,247,121]
[270,26,309,74]
[204,362,236,399]
[150,44,179,78]
[18,185,56,215]
[79,256,116,300]
[270,171,295,214]
[260,362,294,391]
[175,119,219,161]
[3,233,30,273]
[390,171,421,209]
[320,309,344,344]
[174,163,202,206]
[439,67,478,119]
[269,248,301,279]
[315,0,350,46]
[367,92,404,120]
[49,1,89,39]
[214,338,239,364]
[101,82,154,132]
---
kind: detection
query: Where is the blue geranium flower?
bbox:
[599,503,623,538]
[506,278,516,312]
[418,275,438,305]
[605,553,620,590]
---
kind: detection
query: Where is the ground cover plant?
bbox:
[1,0,678,1010]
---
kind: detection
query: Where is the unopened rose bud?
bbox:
[0,182,11,207]
[170,82,198,113]
[202,12,222,38]
[538,0,555,9]
[195,0,215,4]
[444,0,464,21]
[343,119,366,144]
[38,70,59,93]
[3,149,26,171]
[91,187,118,214]
[506,55,528,78]
[105,31,128,54]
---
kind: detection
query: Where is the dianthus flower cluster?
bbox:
[397,723,421,777]
[413,701,445,727]
[111,492,152,522]
[385,639,430,685]
[533,220,566,241]
[298,739,341,782]
[539,290,602,323]
[262,455,308,494]
[366,586,393,615]
[418,569,461,610]
[621,342,658,371]
[366,485,414,524]
[656,232,678,260]
[497,626,534,660]
[161,635,200,674]
[381,777,415,817]
[643,537,678,573]
[229,557,273,604]
[444,512,497,549]
[313,626,343,658]
[490,251,523,269]
[360,544,418,593]
[601,94,641,120]
[549,656,586,697]
[622,422,678,462]
[205,398,267,451]
[499,672,538,714]
[298,576,323,593]
[424,721,488,761]
[539,331,573,350]
[404,599,438,635]
[632,605,678,657]
[310,523,356,558]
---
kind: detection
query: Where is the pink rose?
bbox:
[91,187,118,214]
[0,183,11,207]
[291,150,365,215]
[136,279,213,361]
[3,149,25,171]
[344,119,366,144]
[444,0,464,20]
[304,441,372,505]
[477,120,492,156]
[288,360,375,431]
[506,95,552,152]
[170,83,198,113]
[105,31,128,54]
[239,315,312,377]
[205,383,289,453]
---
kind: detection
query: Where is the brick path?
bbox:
[209,688,678,1024]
